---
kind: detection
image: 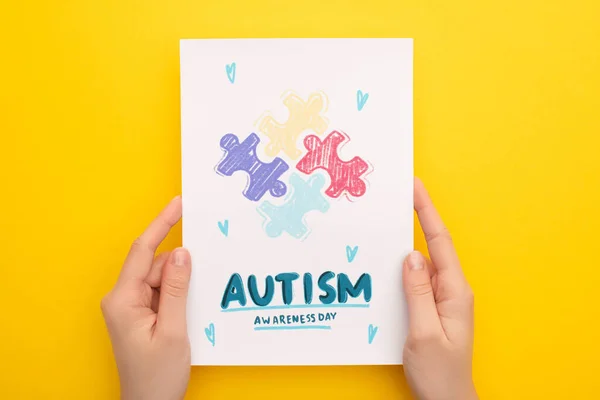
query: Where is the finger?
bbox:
[146,252,171,288]
[119,196,182,282]
[156,248,191,338]
[403,251,444,339]
[425,256,436,278]
[414,178,463,279]
[151,288,160,313]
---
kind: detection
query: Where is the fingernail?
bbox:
[173,248,190,267]
[407,252,424,270]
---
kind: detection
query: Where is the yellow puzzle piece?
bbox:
[258,91,329,160]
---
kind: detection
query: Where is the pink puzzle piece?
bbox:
[296,131,369,199]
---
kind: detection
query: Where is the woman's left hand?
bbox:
[101,196,192,400]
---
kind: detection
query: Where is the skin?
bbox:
[101,180,477,400]
[101,196,191,400]
[402,178,478,400]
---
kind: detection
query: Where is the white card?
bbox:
[181,38,413,366]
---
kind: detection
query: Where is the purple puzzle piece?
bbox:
[216,133,289,202]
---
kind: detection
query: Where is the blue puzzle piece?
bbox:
[257,173,330,239]
[215,133,289,202]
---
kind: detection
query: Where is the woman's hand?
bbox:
[101,196,192,400]
[403,179,478,400]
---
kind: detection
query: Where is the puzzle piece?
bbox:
[258,173,330,239]
[258,92,329,160]
[216,133,289,202]
[296,131,369,199]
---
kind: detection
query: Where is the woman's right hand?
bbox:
[402,179,478,400]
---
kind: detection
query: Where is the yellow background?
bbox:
[1,0,599,398]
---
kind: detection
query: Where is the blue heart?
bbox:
[357,90,369,111]
[368,324,378,344]
[205,323,215,347]
[346,245,358,263]
[226,62,236,84]
[218,220,229,237]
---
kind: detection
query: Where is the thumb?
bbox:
[157,247,192,337]
[403,251,443,339]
